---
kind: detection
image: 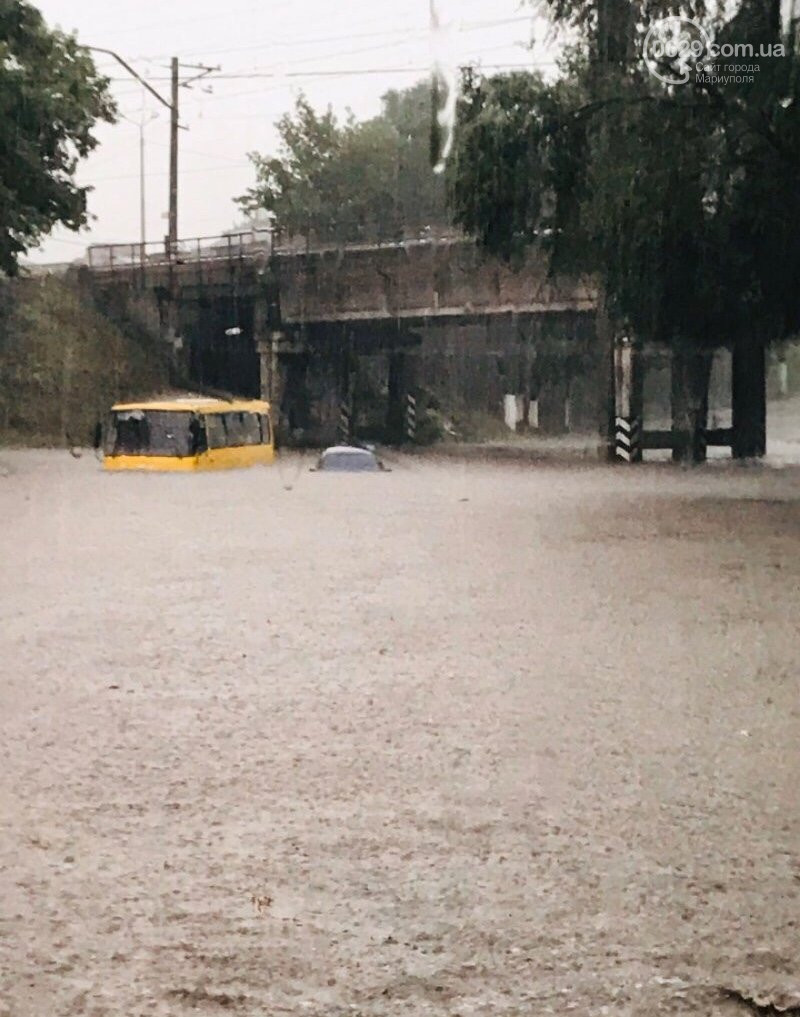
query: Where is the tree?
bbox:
[237,82,448,244]
[448,0,800,459]
[0,0,116,275]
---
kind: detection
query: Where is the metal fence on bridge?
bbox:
[86,230,273,274]
[85,222,466,276]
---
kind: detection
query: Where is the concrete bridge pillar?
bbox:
[256,338,273,403]
[257,330,308,443]
[256,332,287,421]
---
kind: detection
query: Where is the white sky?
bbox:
[30,0,558,263]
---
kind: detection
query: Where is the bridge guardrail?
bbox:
[87,229,273,272]
[86,223,466,274]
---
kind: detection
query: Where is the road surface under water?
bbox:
[1,450,799,1016]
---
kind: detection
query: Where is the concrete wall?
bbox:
[275,240,595,326]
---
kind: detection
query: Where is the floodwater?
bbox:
[1,450,799,1016]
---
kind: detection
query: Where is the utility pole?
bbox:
[88,48,167,269]
[168,56,179,255]
[86,48,216,259]
[132,109,156,267]
[133,99,159,264]
[118,100,159,266]
[139,118,146,254]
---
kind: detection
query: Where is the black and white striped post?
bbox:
[696,421,707,463]
[405,392,417,442]
[338,400,352,444]
[614,337,642,462]
[614,415,642,462]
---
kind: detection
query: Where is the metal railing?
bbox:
[86,229,273,272]
[85,222,465,274]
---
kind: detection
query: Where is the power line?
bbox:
[260,19,535,70]
[108,60,554,86]
[86,0,292,38]
[88,0,497,53]
[157,59,556,111]
[100,18,536,81]
[147,139,246,165]
[35,235,98,248]
[88,0,415,49]
[81,162,253,184]
[114,14,536,64]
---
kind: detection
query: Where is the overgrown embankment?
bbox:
[0,274,169,446]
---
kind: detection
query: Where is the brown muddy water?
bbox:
[1,450,799,1016]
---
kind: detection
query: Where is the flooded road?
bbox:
[1,450,799,1016]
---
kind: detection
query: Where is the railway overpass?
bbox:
[84,229,598,443]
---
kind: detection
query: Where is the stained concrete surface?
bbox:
[1,450,799,1016]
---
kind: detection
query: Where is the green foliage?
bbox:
[449,0,800,350]
[0,276,168,445]
[0,1,116,275]
[237,82,448,242]
[447,70,585,263]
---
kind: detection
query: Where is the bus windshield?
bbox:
[108,410,195,457]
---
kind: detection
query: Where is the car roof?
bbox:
[320,445,375,456]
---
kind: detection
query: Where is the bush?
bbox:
[0,276,169,446]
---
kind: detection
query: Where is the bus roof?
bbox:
[111,398,271,414]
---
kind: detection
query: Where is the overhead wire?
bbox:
[113,13,536,64]
[107,61,553,87]
[89,0,507,57]
[90,6,537,78]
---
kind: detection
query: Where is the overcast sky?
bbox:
[30,0,556,263]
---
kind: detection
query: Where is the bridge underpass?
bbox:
[85,233,599,445]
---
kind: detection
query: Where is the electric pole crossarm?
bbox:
[86,47,173,111]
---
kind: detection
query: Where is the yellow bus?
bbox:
[102,398,275,472]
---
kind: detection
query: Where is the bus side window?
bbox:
[222,412,245,446]
[206,414,227,449]
[259,414,271,445]
[241,413,261,446]
[223,412,261,446]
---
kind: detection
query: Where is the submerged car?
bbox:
[313,445,388,472]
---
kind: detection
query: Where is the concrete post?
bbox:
[614,337,642,462]
[777,358,789,398]
[503,394,518,432]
